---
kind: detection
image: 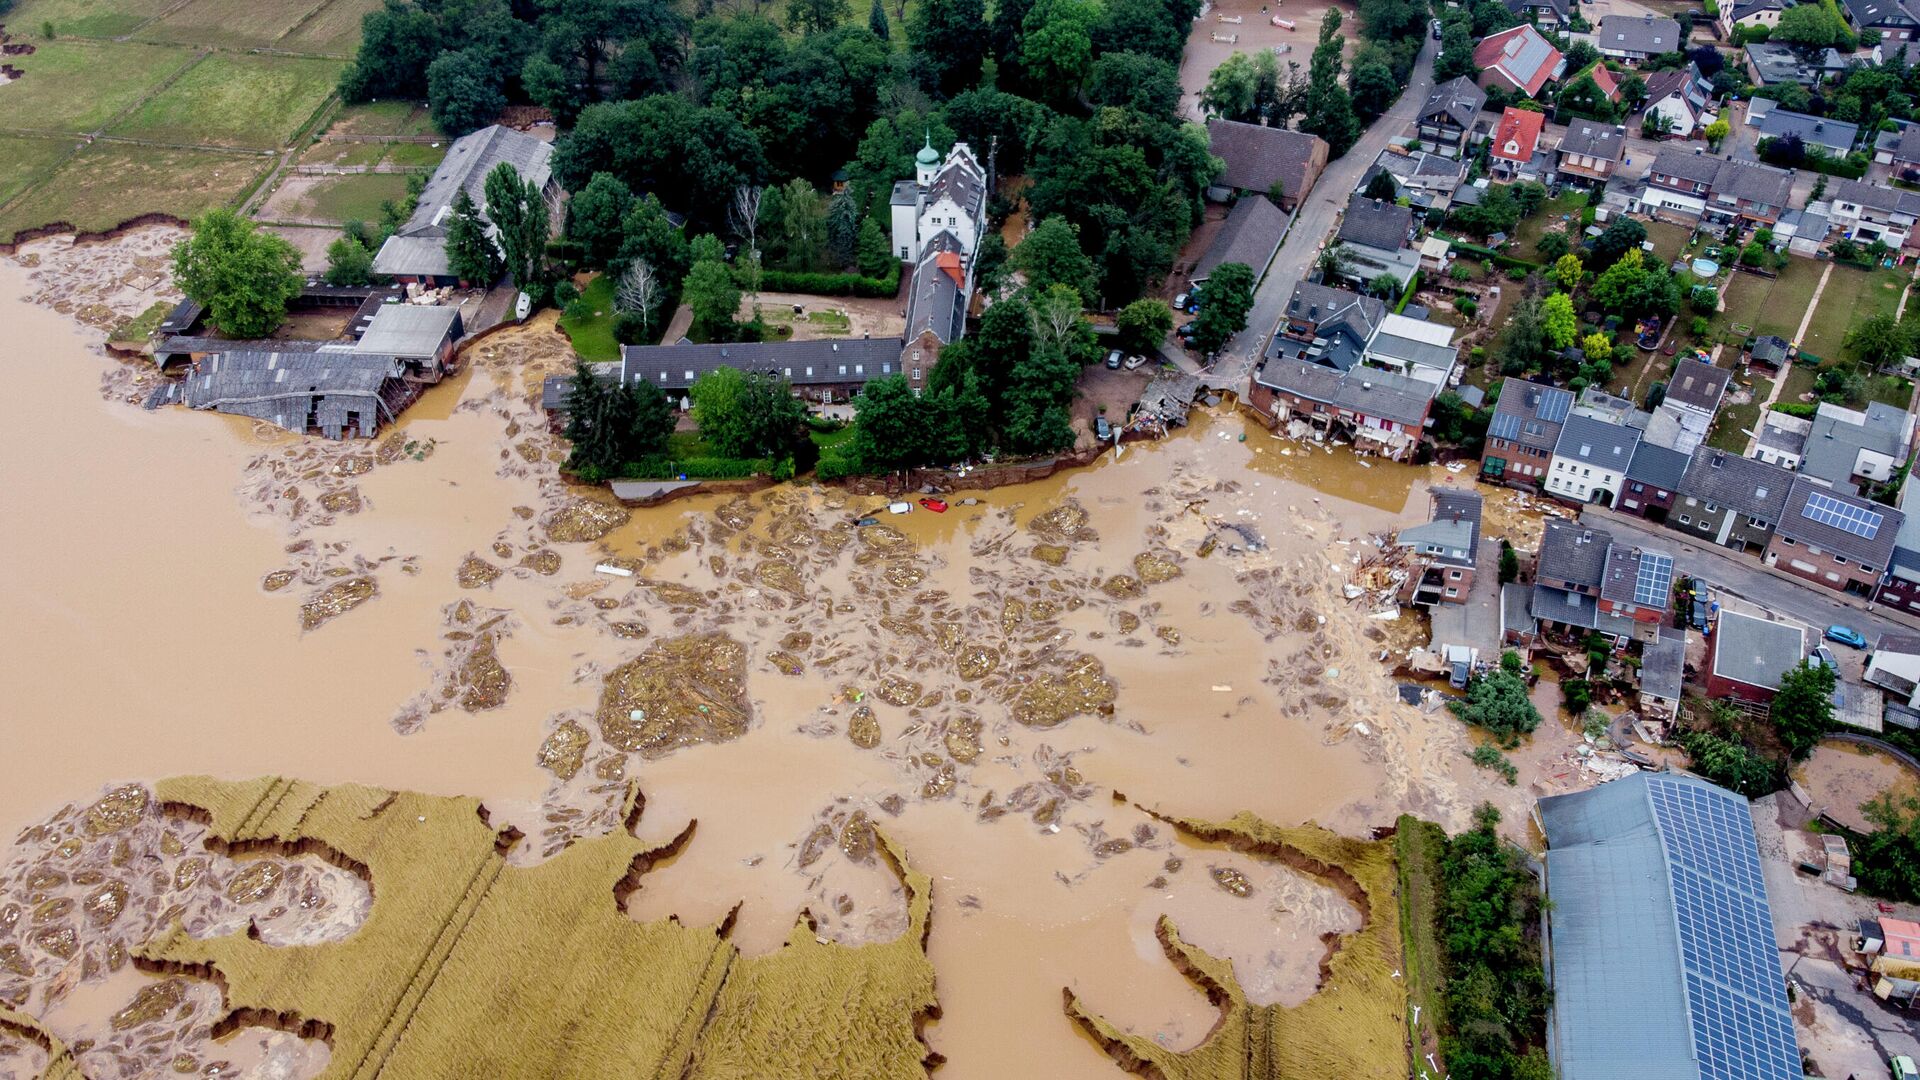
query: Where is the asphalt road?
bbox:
[1209,35,1438,392]
[1584,505,1920,644]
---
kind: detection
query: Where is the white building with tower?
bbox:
[890,137,987,261]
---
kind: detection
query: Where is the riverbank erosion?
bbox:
[0,225,1537,1077]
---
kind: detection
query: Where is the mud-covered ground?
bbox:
[0,227,1572,1079]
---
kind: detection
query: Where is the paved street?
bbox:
[1583,505,1920,642]
[1211,36,1438,392]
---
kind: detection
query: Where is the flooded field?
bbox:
[0,229,1535,1078]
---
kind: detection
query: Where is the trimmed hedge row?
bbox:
[617,455,793,480]
[1770,401,1817,418]
[751,263,902,298]
[1439,235,1542,273]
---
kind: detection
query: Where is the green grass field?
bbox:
[298,140,389,168]
[383,142,448,168]
[301,172,413,223]
[0,136,79,207]
[0,40,199,134]
[0,142,268,239]
[109,53,345,149]
[327,102,436,136]
[136,0,330,50]
[561,275,621,361]
[277,0,386,55]
[7,0,179,38]
[1801,265,1907,362]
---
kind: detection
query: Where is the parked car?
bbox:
[1430,18,1442,37]
[1123,354,1148,370]
[1095,416,1112,440]
[1892,1054,1919,1080]
[1825,624,1869,649]
[1172,292,1189,309]
[1811,645,1837,670]
[1104,349,1123,369]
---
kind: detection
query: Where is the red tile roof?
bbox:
[1473,25,1563,97]
[1584,63,1622,101]
[1492,107,1548,164]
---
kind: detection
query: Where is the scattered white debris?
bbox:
[594,563,633,577]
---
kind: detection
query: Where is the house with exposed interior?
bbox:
[371,125,561,287]
[1539,773,1802,1080]
[1704,610,1807,702]
[1764,476,1904,597]
[1856,916,1920,1003]
[1270,282,1386,373]
[1598,14,1683,63]
[1556,122,1626,187]
[180,349,426,439]
[1417,76,1487,157]
[1481,379,1574,489]
[1671,446,1794,552]
[1395,489,1483,606]
[1530,520,1644,638]
[1642,65,1716,140]
[1248,362,1437,460]
[1204,120,1329,211]
[1474,25,1564,98]
[1638,634,1686,720]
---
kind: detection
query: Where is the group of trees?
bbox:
[1448,653,1544,748]
[1434,804,1552,1080]
[173,210,304,338]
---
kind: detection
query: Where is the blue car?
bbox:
[1825,624,1869,649]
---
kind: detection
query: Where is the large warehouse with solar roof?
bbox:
[1540,772,1800,1080]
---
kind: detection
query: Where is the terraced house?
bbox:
[1597,14,1682,63]
[1545,413,1641,505]
[1670,447,1794,553]
[1640,149,1794,229]
[1765,477,1905,597]
[1827,179,1920,257]
[1480,378,1573,489]
[1416,76,1487,158]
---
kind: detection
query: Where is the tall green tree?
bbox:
[908,0,987,95]
[426,49,505,136]
[788,0,849,34]
[1362,170,1398,203]
[852,374,968,469]
[1772,659,1836,759]
[1846,313,1917,369]
[1116,298,1173,353]
[868,0,890,38]
[618,193,690,290]
[1190,262,1255,354]
[338,0,442,102]
[1447,668,1543,747]
[1010,217,1099,300]
[683,238,742,340]
[482,161,549,288]
[563,362,675,476]
[1302,9,1360,155]
[1542,292,1578,351]
[445,187,501,285]
[1021,0,1102,103]
[689,367,806,458]
[324,234,376,287]
[567,172,634,269]
[171,209,303,339]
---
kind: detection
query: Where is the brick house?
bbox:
[1531,520,1647,639]
[1704,611,1807,703]
[1396,489,1483,606]
[1481,378,1573,489]
[1876,483,1920,615]
[1618,441,1690,522]
[1764,476,1904,597]
[1595,544,1674,643]
[1642,148,1794,228]
[1248,362,1437,461]
[1555,122,1627,187]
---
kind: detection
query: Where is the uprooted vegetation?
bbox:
[1065,812,1405,1079]
[132,775,938,1079]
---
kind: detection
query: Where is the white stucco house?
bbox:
[1545,413,1643,505]
[890,138,987,262]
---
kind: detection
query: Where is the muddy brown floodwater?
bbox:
[0,230,1522,1079]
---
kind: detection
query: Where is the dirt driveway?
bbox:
[738,290,907,342]
[1177,0,1362,122]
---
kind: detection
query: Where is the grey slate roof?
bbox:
[1487,377,1573,451]
[903,233,968,346]
[1554,412,1642,470]
[1713,159,1796,207]
[1627,441,1691,490]
[355,303,461,359]
[1644,64,1713,118]
[1713,611,1807,690]
[1878,124,1920,164]
[1729,0,1784,19]
[1650,146,1723,186]
[1420,76,1487,131]
[1599,13,1682,54]
[1538,518,1614,587]
[1680,446,1794,520]
[1802,400,1913,490]
[1558,122,1626,162]
[158,335,330,358]
[1400,489,1483,565]
[1195,195,1291,281]
[1830,177,1920,217]
[1758,108,1860,156]
[1775,474,1903,567]
[1336,196,1414,253]
[182,348,406,439]
[1641,635,1686,700]
[1541,773,1802,1080]
[1664,358,1730,415]
[1206,119,1327,198]
[1744,43,1816,85]
[1755,416,1809,457]
[1253,362,1437,426]
[1845,0,1920,28]
[1286,282,1385,344]
[617,337,910,391]
[373,125,555,279]
[1502,582,1537,634]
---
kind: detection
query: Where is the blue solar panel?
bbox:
[1633,552,1674,609]
[1802,490,1883,539]
[1490,411,1521,440]
[1536,385,1573,422]
[1647,777,1801,1080]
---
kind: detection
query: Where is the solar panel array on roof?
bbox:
[1633,551,1673,609]
[1803,489,1884,538]
[1489,412,1521,440]
[1648,778,1800,1080]
[1536,385,1573,422]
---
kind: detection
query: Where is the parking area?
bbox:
[1752,794,1920,1078]
[1175,0,1361,122]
